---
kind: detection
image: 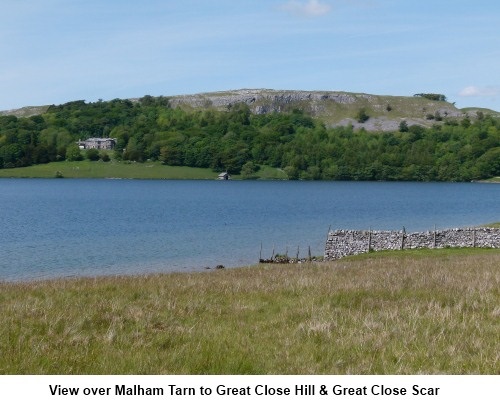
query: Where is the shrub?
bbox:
[66,145,83,161]
[86,148,100,161]
[355,108,370,123]
[399,120,409,132]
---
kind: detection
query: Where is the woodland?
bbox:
[0,96,499,181]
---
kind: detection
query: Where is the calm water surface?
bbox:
[1,179,499,281]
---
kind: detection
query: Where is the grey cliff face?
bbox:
[165,89,469,129]
[168,89,357,114]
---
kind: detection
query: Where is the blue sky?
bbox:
[1,0,500,111]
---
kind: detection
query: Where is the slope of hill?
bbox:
[3,89,498,130]
[0,105,50,118]
[140,89,497,130]
[164,89,457,130]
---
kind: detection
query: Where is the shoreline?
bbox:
[0,161,499,182]
[2,247,498,286]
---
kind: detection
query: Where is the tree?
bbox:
[123,138,144,162]
[476,147,500,178]
[460,117,471,128]
[86,148,100,161]
[100,151,111,162]
[241,161,259,179]
[305,165,321,180]
[32,144,50,164]
[160,145,182,166]
[283,165,299,180]
[0,143,23,167]
[355,108,370,123]
[413,93,447,102]
[66,144,83,161]
[399,120,409,132]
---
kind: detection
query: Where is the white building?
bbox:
[77,138,116,150]
[218,172,231,180]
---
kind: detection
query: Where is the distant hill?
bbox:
[0,105,50,118]
[161,89,470,131]
[2,89,499,131]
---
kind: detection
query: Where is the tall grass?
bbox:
[1,249,498,374]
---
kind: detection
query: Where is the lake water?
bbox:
[0,179,499,282]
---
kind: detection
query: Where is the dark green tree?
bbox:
[399,120,409,132]
[66,144,83,161]
[241,161,259,179]
[86,148,100,161]
[355,108,370,123]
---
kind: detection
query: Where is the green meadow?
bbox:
[1,249,499,374]
[0,160,288,180]
[0,160,495,182]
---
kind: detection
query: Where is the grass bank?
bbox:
[1,248,499,374]
[477,177,500,183]
[0,161,288,180]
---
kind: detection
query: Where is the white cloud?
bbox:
[459,85,500,97]
[280,0,332,17]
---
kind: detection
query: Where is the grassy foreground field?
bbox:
[1,249,499,374]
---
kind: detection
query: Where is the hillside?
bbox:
[0,105,50,118]
[162,89,470,130]
[3,89,498,130]
[1,90,499,181]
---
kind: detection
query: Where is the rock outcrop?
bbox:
[168,89,358,113]
[166,89,468,128]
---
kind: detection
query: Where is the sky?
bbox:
[1,0,500,111]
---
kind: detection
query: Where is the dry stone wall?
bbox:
[324,228,500,260]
